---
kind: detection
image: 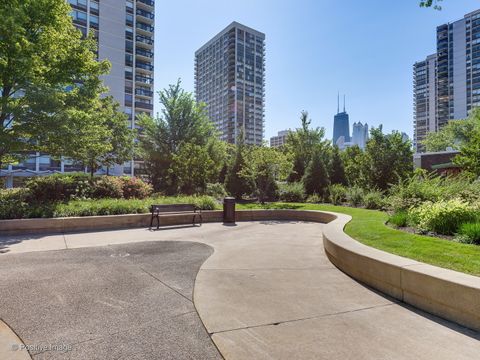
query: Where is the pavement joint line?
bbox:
[200,267,336,271]
[210,303,395,335]
[139,266,193,304]
[62,233,68,250]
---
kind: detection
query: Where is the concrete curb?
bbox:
[0,209,336,235]
[0,320,31,360]
[1,209,479,332]
[322,213,480,332]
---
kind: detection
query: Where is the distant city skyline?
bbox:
[155,0,479,141]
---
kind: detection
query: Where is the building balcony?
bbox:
[136,34,154,48]
[136,8,154,23]
[136,21,154,35]
[137,0,154,9]
[135,61,154,73]
[135,101,153,110]
[135,75,154,85]
[135,88,154,97]
[135,48,154,60]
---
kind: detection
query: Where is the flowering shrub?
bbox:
[91,176,124,199]
[119,177,152,199]
[408,199,478,235]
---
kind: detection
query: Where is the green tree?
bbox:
[240,146,292,203]
[0,0,109,168]
[454,125,480,177]
[138,80,222,193]
[422,118,475,152]
[329,146,347,185]
[302,149,330,198]
[341,145,365,187]
[286,111,328,182]
[420,0,442,9]
[66,97,136,177]
[171,140,227,194]
[225,140,252,199]
[363,127,413,190]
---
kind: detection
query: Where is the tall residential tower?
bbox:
[195,22,265,145]
[414,9,480,152]
[70,0,155,175]
[413,54,436,152]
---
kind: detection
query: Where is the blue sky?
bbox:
[154,0,479,141]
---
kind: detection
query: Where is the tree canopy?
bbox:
[0,0,110,166]
[138,80,225,194]
[286,111,329,182]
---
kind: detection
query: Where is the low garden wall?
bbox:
[1,209,479,332]
[322,213,480,333]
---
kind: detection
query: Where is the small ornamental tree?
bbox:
[302,149,330,198]
[329,146,347,185]
[225,141,252,199]
[240,146,292,203]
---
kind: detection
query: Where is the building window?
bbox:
[90,15,99,29]
[71,10,87,25]
[125,54,133,66]
[69,0,87,10]
[125,28,133,40]
[126,14,134,27]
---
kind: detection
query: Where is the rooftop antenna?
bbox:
[337,92,339,114]
[343,94,346,112]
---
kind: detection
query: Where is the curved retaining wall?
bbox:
[0,209,336,235]
[322,213,480,333]
[1,209,479,332]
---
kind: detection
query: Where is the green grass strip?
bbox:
[237,202,480,276]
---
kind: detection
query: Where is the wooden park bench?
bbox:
[149,204,202,229]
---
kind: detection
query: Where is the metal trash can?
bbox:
[223,197,236,224]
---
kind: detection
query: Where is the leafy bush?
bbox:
[306,193,322,203]
[205,183,227,199]
[387,210,408,228]
[119,177,152,199]
[456,222,480,245]
[328,184,346,205]
[91,176,124,199]
[388,171,480,211]
[408,199,478,235]
[346,186,364,207]
[278,182,305,202]
[363,190,385,210]
[0,188,30,219]
[25,173,92,203]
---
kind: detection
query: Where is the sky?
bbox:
[154,0,480,141]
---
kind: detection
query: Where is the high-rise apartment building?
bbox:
[195,22,265,145]
[270,130,291,148]
[333,95,350,146]
[414,9,480,152]
[413,54,436,152]
[351,122,369,149]
[71,0,155,175]
[7,0,155,180]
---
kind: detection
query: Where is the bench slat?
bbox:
[151,204,197,213]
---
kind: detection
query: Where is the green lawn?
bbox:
[237,202,480,276]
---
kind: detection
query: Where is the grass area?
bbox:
[237,202,480,276]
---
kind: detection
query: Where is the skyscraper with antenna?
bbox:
[332,93,350,147]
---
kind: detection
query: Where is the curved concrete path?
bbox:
[1,220,480,359]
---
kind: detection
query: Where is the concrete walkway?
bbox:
[1,221,480,359]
